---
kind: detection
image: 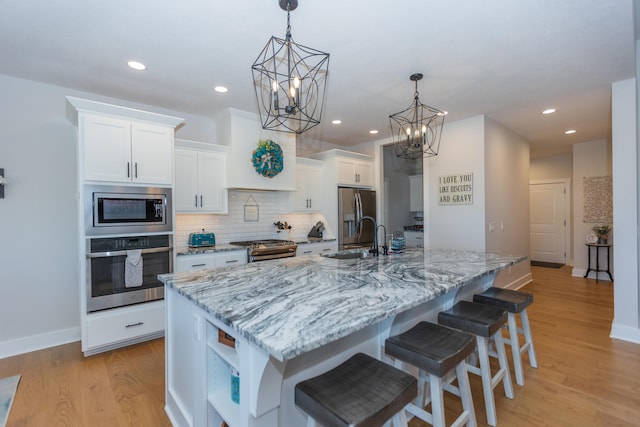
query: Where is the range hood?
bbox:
[217,108,296,191]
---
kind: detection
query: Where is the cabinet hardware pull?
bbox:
[195,195,198,207]
[309,199,312,208]
[192,263,206,267]
[125,322,144,328]
[225,260,238,263]
[127,162,130,178]
[200,195,203,207]
[134,162,138,178]
[304,250,312,254]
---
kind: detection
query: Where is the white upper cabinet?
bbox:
[175,141,227,214]
[67,97,183,186]
[311,149,375,188]
[292,158,324,212]
[82,114,174,185]
[337,157,373,187]
[409,174,424,212]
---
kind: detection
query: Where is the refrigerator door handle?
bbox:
[355,192,362,237]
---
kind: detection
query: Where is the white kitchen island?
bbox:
[159,248,525,427]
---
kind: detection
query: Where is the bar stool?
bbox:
[438,301,514,427]
[473,287,538,386]
[385,321,477,427]
[294,352,417,427]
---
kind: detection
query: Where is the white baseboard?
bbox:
[572,267,613,282]
[610,323,640,344]
[500,272,533,290]
[0,327,80,359]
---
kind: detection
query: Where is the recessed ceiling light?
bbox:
[127,61,146,71]
[369,130,379,134]
[214,86,228,93]
[565,129,577,134]
[543,108,557,115]
[332,120,342,125]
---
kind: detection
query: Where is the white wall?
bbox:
[571,139,612,278]
[530,153,573,181]
[427,116,486,251]
[484,118,532,288]
[610,78,640,342]
[0,74,219,357]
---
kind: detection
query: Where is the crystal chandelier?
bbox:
[251,0,330,134]
[389,73,446,159]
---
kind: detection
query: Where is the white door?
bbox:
[530,182,566,263]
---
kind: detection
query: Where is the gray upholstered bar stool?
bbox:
[294,352,417,427]
[385,321,477,427]
[473,287,538,386]
[438,301,514,427]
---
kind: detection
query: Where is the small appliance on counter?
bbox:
[188,229,216,248]
[307,221,325,240]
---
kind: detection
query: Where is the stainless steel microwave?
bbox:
[84,184,172,236]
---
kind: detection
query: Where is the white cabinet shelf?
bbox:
[175,141,228,214]
[207,322,240,427]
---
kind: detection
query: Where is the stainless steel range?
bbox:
[229,239,298,262]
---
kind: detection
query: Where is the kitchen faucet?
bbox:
[377,224,388,255]
[357,216,380,256]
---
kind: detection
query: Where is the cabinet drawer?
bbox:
[175,253,216,272]
[214,250,247,267]
[86,301,164,349]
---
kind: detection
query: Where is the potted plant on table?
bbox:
[592,224,611,244]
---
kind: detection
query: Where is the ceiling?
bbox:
[0,0,634,158]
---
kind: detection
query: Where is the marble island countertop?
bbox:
[159,248,525,362]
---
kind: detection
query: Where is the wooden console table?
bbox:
[584,243,613,282]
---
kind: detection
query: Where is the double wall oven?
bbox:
[84,185,173,313]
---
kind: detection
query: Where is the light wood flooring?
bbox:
[1,266,639,426]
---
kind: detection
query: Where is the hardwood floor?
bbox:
[1,265,639,426]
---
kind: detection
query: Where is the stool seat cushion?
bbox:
[385,322,475,377]
[295,352,417,427]
[473,287,533,313]
[438,300,507,337]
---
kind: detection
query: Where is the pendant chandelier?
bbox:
[251,0,330,134]
[389,73,446,159]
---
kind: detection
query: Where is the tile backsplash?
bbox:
[175,190,327,252]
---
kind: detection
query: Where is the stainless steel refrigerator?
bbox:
[338,187,376,250]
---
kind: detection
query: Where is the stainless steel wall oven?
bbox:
[86,234,172,312]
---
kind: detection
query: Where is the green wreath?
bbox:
[252,139,284,178]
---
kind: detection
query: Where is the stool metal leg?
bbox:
[521,309,538,368]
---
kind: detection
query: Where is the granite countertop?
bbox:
[159,248,525,362]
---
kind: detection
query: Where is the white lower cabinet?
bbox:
[84,300,164,351]
[297,241,337,256]
[404,231,424,248]
[175,250,247,272]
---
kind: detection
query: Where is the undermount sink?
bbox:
[323,250,372,260]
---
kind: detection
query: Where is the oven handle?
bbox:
[86,246,173,258]
[251,251,297,262]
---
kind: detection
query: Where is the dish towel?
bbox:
[125,249,143,288]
